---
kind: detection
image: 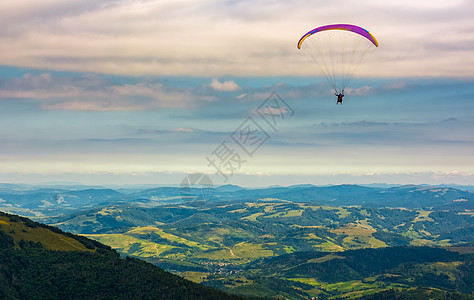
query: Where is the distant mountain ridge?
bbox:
[1,183,472,217]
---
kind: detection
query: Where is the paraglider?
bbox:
[297,24,378,104]
[335,90,344,105]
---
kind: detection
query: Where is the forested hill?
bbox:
[0,211,243,300]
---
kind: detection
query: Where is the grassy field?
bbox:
[0,215,91,252]
[86,225,222,259]
[240,212,264,221]
[232,242,274,259]
[285,277,409,299]
[126,226,211,250]
[86,233,177,257]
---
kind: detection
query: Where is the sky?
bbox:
[0,0,473,187]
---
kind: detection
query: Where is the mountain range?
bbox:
[1,183,472,218]
[1,183,473,299]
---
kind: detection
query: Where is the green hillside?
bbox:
[205,246,474,299]
[50,201,472,267]
[44,200,474,299]
[360,287,473,300]
[0,211,243,300]
[0,213,96,251]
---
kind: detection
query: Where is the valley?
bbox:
[1,183,473,299]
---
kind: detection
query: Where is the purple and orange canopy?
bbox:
[297,24,379,49]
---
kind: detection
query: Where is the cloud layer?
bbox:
[0,71,473,187]
[1,0,473,186]
[1,0,474,77]
[0,73,220,110]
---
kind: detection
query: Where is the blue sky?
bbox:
[0,0,473,186]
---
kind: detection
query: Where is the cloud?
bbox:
[313,120,396,128]
[255,106,289,116]
[1,0,474,77]
[0,73,217,111]
[209,79,241,91]
[381,81,408,90]
[344,86,375,96]
[0,73,105,100]
[0,73,339,112]
[137,127,205,135]
[441,117,457,123]
[307,118,474,149]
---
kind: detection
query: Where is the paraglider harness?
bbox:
[335,90,344,105]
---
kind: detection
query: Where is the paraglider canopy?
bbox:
[297,24,379,49]
[297,24,378,95]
